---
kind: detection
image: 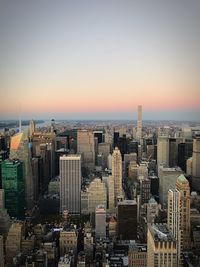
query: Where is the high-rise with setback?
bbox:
[60,155,81,214]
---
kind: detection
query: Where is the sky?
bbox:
[0,0,200,121]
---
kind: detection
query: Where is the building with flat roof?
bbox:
[147,223,177,267]
[60,155,81,214]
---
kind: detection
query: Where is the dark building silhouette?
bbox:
[178,141,193,172]
[118,200,137,240]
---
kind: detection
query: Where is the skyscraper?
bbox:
[77,130,95,169]
[60,155,81,214]
[157,136,169,168]
[2,159,25,219]
[118,200,137,240]
[9,132,34,209]
[192,137,200,191]
[112,147,123,206]
[136,105,142,140]
[176,174,191,250]
[95,205,106,238]
[167,189,182,265]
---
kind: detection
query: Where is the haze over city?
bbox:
[0,0,200,121]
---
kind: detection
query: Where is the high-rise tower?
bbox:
[192,137,200,191]
[112,147,123,206]
[176,174,191,250]
[60,155,81,214]
[168,189,182,266]
[136,105,142,140]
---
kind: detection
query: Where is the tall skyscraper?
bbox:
[157,136,169,168]
[9,132,34,209]
[176,174,191,250]
[192,137,200,191]
[112,147,123,206]
[77,130,95,169]
[95,205,106,238]
[2,159,25,219]
[167,189,182,266]
[136,105,142,140]
[60,155,81,214]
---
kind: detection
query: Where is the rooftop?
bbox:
[150,223,176,242]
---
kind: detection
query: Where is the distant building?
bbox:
[77,130,95,169]
[192,137,200,191]
[158,165,182,205]
[87,178,107,213]
[157,136,169,168]
[118,200,137,240]
[136,105,142,140]
[60,155,81,214]
[147,224,177,267]
[112,147,123,206]
[176,174,191,250]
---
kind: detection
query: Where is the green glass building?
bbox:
[1,159,25,219]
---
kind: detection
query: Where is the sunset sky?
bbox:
[0,0,200,120]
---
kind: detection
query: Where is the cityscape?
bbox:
[0,1,200,267]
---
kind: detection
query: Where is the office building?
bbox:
[98,142,110,168]
[140,177,151,205]
[0,189,11,235]
[81,178,107,214]
[178,141,193,173]
[128,242,147,267]
[0,235,4,267]
[108,175,115,212]
[147,224,177,267]
[9,131,37,209]
[157,136,169,168]
[136,105,142,140]
[95,205,106,238]
[59,229,77,256]
[5,222,23,264]
[176,174,191,250]
[192,137,200,191]
[158,166,182,205]
[147,197,160,224]
[60,155,81,214]
[167,189,182,265]
[118,200,137,240]
[77,130,95,169]
[29,119,36,137]
[2,159,25,219]
[112,147,123,206]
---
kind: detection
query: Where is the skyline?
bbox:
[0,0,200,120]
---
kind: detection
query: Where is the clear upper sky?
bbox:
[0,0,200,121]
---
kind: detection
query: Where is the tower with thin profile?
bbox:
[136,105,142,140]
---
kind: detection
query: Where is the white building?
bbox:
[157,136,169,168]
[60,155,81,214]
